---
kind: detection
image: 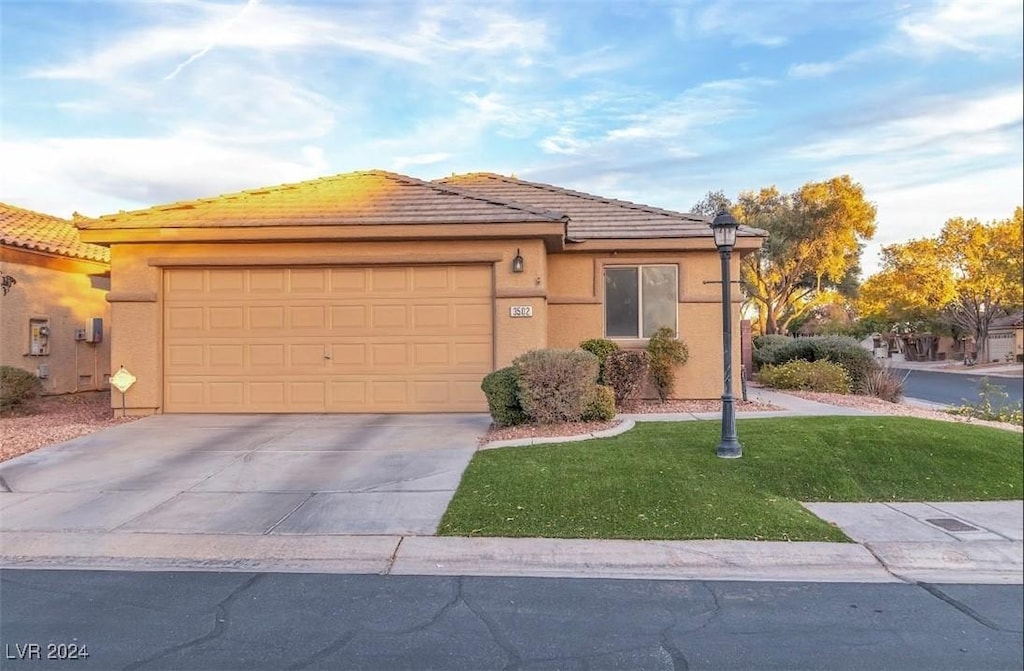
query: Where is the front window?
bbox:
[604,265,678,338]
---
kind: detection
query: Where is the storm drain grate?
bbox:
[925,517,979,532]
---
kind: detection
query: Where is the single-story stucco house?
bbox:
[73,170,766,415]
[1,202,112,394]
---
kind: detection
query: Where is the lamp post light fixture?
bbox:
[710,208,742,459]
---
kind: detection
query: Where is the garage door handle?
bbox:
[324,354,331,359]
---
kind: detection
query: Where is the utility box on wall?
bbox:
[85,317,103,343]
[29,318,50,356]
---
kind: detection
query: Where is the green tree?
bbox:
[734,176,876,335]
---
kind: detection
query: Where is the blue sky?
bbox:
[1,0,1021,275]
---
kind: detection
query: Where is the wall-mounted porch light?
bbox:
[511,249,525,273]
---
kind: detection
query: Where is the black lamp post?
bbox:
[710,209,742,459]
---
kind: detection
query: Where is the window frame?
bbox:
[603,263,679,340]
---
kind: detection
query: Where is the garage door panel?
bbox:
[330,305,367,330]
[164,265,493,413]
[412,266,451,291]
[207,269,245,293]
[167,269,206,294]
[209,344,244,368]
[250,269,287,292]
[370,268,409,292]
[330,268,367,292]
[370,305,409,329]
[249,306,285,330]
[250,382,286,406]
[290,382,326,406]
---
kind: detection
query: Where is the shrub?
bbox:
[0,366,42,413]
[582,384,617,421]
[604,350,650,405]
[480,367,529,427]
[752,334,793,368]
[646,327,689,401]
[758,360,851,394]
[579,338,621,384]
[767,335,880,390]
[513,349,600,424]
[948,378,1024,426]
[860,367,907,403]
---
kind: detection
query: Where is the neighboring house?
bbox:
[74,170,766,415]
[987,313,1024,363]
[0,202,112,394]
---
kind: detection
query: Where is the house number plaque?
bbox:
[509,306,533,318]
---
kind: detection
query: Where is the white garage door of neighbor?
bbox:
[987,332,1015,363]
[163,265,493,413]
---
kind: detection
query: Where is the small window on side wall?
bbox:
[604,265,678,338]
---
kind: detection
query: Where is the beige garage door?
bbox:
[163,265,493,413]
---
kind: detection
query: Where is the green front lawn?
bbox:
[439,417,1023,542]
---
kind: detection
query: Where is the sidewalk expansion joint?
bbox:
[383,536,404,575]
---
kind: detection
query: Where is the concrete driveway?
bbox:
[0,414,489,536]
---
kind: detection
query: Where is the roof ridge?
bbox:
[85,170,568,224]
[440,173,708,222]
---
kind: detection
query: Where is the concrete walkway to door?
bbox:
[0,414,489,537]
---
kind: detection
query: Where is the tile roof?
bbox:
[0,202,110,263]
[991,312,1023,329]
[437,173,768,240]
[75,170,567,230]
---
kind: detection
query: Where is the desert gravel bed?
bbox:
[782,390,1023,433]
[479,399,782,444]
[0,391,140,462]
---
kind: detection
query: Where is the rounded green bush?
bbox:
[481,366,529,427]
[758,360,851,394]
[513,349,600,424]
[646,327,689,401]
[582,384,617,421]
[579,339,621,384]
[0,366,42,413]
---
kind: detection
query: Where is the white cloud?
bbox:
[898,0,1023,56]
[790,88,1023,162]
[0,136,329,217]
[860,164,1024,275]
[393,152,453,170]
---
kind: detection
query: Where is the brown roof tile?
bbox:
[75,170,567,230]
[0,202,110,263]
[437,173,767,240]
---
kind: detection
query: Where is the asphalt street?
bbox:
[891,367,1023,409]
[1,570,1021,671]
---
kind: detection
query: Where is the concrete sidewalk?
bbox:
[3,500,1020,584]
[2,389,1021,584]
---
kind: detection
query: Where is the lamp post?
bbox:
[710,209,742,459]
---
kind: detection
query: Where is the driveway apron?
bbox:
[0,414,489,536]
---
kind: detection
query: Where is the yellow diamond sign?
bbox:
[110,367,137,394]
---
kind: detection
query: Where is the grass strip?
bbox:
[439,417,1022,542]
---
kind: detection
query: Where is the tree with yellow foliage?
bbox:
[712,175,876,335]
[857,207,1023,362]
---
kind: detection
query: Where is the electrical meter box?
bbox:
[85,317,103,343]
[29,318,50,356]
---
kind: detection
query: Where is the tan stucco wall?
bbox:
[0,254,111,395]
[106,239,549,414]
[106,238,745,412]
[547,250,744,400]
